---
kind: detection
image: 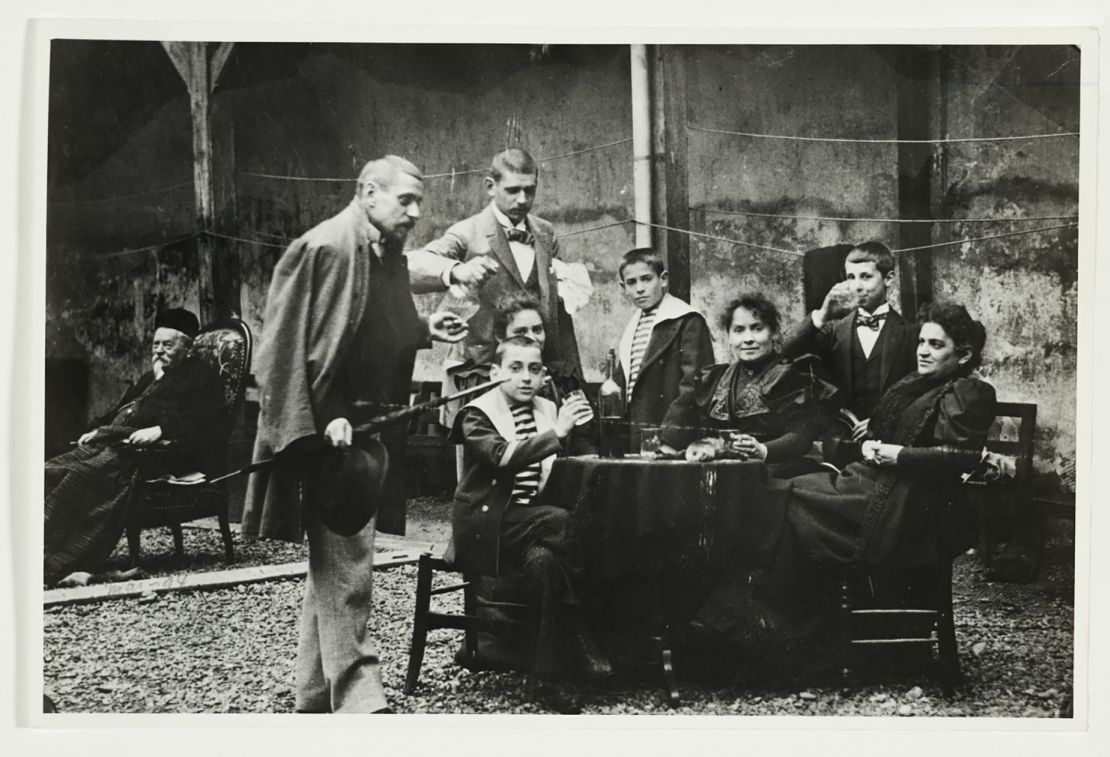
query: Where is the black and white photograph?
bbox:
[7,3,1103,750]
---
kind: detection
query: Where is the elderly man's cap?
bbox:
[154,308,200,339]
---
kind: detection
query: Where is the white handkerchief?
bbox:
[551,259,593,315]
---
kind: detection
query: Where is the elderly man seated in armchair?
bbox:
[44,308,225,586]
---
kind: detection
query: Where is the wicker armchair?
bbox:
[123,318,252,565]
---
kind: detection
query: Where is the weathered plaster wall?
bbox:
[931,47,1080,485]
[685,45,901,362]
[229,43,635,382]
[46,41,199,417]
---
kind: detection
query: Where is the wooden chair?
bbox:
[835,403,1035,696]
[972,402,1039,577]
[123,318,253,565]
[404,552,532,694]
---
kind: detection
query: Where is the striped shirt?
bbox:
[626,305,658,403]
[509,404,542,507]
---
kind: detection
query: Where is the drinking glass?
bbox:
[566,389,594,427]
[639,426,662,457]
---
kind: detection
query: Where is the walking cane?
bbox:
[205,378,507,485]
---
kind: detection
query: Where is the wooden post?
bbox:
[650,45,691,303]
[161,41,238,323]
[894,46,942,320]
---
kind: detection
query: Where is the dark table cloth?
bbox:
[538,455,777,653]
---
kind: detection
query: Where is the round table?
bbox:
[542,454,773,580]
[539,454,777,704]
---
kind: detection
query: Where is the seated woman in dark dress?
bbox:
[658,292,838,478]
[694,302,997,646]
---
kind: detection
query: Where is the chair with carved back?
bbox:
[123,318,252,565]
[833,402,1034,697]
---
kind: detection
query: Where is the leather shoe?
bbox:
[572,627,613,680]
[527,676,582,715]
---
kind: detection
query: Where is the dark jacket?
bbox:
[660,354,839,477]
[785,375,997,569]
[614,294,715,445]
[449,390,566,577]
[91,355,225,475]
[781,307,917,418]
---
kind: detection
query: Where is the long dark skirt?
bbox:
[696,460,948,647]
[43,444,136,585]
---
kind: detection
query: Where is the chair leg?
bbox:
[171,525,185,557]
[936,559,961,698]
[404,553,434,695]
[839,571,854,686]
[218,508,235,564]
[126,524,142,567]
[462,578,479,664]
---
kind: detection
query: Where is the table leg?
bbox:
[660,639,680,708]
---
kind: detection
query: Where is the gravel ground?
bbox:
[43,499,1074,717]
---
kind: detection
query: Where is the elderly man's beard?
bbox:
[152,356,168,380]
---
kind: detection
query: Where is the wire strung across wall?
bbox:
[687,123,1081,145]
[238,137,633,183]
[48,181,193,207]
[692,207,1080,225]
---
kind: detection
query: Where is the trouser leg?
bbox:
[296,510,387,713]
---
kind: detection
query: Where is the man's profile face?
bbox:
[486,171,537,225]
[360,171,424,243]
[844,259,893,313]
[151,327,189,376]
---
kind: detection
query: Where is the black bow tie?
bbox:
[505,228,535,246]
[857,312,888,331]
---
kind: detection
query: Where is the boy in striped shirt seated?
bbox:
[449,336,610,693]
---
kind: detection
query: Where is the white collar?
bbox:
[858,302,891,319]
[490,202,527,231]
[618,293,701,376]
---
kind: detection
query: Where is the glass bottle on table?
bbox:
[598,348,624,458]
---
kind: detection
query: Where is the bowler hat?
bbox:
[310,438,390,536]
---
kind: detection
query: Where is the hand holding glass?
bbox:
[564,390,594,426]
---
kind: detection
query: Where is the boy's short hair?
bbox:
[493,294,543,340]
[845,241,895,277]
[494,335,543,366]
[618,247,666,280]
[489,148,537,182]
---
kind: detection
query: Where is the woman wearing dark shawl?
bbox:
[658,292,839,478]
[693,302,997,646]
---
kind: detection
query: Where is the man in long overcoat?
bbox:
[242,155,465,713]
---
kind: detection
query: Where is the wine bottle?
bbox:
[598,348,624,457]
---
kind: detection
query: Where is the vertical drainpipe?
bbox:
[630,44,653,249]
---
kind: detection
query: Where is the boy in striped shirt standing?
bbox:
[614,248,715,451]
[449,336,609,704]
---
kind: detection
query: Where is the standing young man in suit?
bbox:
[408,147,585,462]
[781,241,917,460]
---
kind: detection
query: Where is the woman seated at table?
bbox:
[693,302,997,646]
[657,292,838,478]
